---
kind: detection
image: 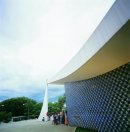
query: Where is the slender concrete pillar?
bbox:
[38,80,48,121]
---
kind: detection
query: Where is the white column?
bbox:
[38,80,48,121]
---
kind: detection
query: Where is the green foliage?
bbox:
[31,103,42,117]
[0,97,41,122]
[0,95,66,123]
[75,127,98,132]
[48,95,66,115]
[0,112,4,123]
[48,102,60,115]
[0,97,37,117]
[58,96,66,110]
[3,112,12,123]
[0,112,12,123]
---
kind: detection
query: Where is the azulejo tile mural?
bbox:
[65,62,130,132]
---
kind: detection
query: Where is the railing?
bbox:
[11,115,39,122]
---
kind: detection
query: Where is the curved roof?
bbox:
[48,0,130,84]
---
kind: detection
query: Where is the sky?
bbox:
[0,0,115,102]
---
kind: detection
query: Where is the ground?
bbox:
[0,120,75,132]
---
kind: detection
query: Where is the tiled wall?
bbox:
[65,62,130,132]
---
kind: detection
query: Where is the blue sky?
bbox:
[0,0,115,102]
[0,84,65,102]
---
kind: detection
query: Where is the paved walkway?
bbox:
[0,119,75,132]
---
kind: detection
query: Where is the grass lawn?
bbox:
[75,127,98,132]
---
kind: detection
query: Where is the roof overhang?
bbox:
[48,0,130,84]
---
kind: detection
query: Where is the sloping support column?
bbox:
[38,80,48,121]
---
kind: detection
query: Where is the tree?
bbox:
[31,103,42,118]
[58,96,66,110]
[0,95,66,122]
[48,102,60,115]
[0,112,4,123]
[0,97,37,117]
[0,112,12,123]
[48,95,66,115]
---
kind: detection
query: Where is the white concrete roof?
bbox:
[48,0,130,84]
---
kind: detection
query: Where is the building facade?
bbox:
[48,0,130,131]
[65,62,130,131]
